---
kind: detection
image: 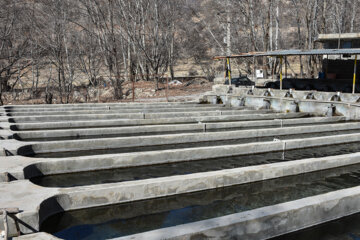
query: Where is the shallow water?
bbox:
[31,141,360,188]
[30,129,360,158]
[271,212,360,240]
[40,164,360,240]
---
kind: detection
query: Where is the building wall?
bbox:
[323,59,359,80]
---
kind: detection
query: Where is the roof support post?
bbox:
[224,59,227,82]
[280,56,283,90]
[253,56,256,82]
[353,55,358,94]
[325,55,329,78]
[227,57,232,86]
[285,56,288,79]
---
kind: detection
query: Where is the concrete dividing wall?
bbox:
[212,84,360,103]
[3,152,360,236]
[116,186,360,240]
[205,85,360,119]
[2,100,360,239]
[6,131,360,178]
[6,110,275,123]
[6,106,236,116]
[27,122,360,155]
[64,153,360,211]
[14,233,60,240]
[3,102,200,110]
[6,112,309,131]
[12,116,346,140]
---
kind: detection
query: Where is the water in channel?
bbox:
[41,164,360,240]
[31,141,360,188]
[29,129,360,158]
[271,212,360,240]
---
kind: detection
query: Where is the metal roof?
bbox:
[214,48,360,59]
[315,33,360,42]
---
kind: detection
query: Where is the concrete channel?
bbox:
[2,112,310,131]
[5,121,360,157]
[10,116,346,141]
[2,92,360,239]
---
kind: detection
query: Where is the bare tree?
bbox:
[2,0,360,105]
[0,0,33,104]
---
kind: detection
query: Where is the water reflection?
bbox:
[32,141,360,188]
[41,164,360,239]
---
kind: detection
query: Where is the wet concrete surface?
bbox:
[40,163,360,239]
[271,212,360,240]
[31,141,360,187]
[18,121,348,142]
[29,129,360,158]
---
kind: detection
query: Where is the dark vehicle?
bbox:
[225,76,255,87]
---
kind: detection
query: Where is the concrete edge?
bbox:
[114,186,360,240]
[3,152,360,235]
[13,116,345,140]
[29,122,360,154]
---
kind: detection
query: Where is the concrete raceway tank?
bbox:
[2,87,360,239]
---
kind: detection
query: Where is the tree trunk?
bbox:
[226,0,231,56]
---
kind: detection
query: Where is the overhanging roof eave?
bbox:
[214,48,360,60]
